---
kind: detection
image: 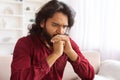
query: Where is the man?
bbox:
[10,0,94,80]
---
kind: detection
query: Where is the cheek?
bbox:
[63,29,67,33]
[46,26,56,36]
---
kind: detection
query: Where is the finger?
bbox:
[51,35,61,43]
[57,35,68,42]
[51,34,68,43]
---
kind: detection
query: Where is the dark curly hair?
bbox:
[28,0,75,36]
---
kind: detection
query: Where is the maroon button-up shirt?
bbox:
[10,35,94,80]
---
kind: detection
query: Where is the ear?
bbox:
[40,20,45,28]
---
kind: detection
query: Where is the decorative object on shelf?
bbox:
[29,18,35,22]
[3,7,13,15]
[0,18,6,29]
[2,18,7,28]
[15,0,22,1]
[0,18,3,29]
[26,6,30,11]
[2,37,13,43]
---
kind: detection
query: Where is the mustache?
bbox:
[53,33,69,37]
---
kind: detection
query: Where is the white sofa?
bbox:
[63,51,120,80]
[0,51,120,80]
[63,51,100,80]
[0,55,12,80]
[94,60,120,80]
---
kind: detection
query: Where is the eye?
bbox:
[63,25,67,29]
[52,22,59,27]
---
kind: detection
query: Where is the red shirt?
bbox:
[10,35,94,80]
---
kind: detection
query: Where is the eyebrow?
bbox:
[51,22,68,27]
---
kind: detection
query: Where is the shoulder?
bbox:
[13,35,34,57]
[16,35,33,47]
[18,35,31,41]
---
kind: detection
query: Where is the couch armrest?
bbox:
[97,60,120,80]
[63,51,100,80]
[0,55,12,80]
[82,51,100,74]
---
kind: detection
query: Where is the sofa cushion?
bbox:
[98,60,120,80]
[94,75,112,80]
[63,62,81,80]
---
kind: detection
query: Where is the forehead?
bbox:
[48,12,68,25]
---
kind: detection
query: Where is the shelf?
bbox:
[0,42,15,45]
[0,28,23,31]
[0,14,23,18]
[23,11,36,14]
[0,0,23,4]
[24,0,43,3]
[0,0,48,55]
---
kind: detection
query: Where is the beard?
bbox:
[42,26,56,47]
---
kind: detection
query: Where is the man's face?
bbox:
[40,12,68,46]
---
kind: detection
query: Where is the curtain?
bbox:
[63,0,120,61]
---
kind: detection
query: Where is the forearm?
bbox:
[67,50,94,79]
[70,56,95,80]
[46,52,61,67]
[65,49,78,61]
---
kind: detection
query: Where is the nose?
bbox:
[56,27,64,34]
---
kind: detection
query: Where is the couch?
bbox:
[0,51,120,80]
[0,55,12,80]
[63,51,120,80]
[63,51,100,80]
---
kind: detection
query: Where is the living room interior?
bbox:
[0,0,120,80]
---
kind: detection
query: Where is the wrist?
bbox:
[65,49,74,54]
[52,51,62,58]
[65,49,78,61]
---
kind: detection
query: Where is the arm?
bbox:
[10,37,50,80]
[11,36,65,80]
[51,35,94,80]
[46,41,64,67]
[68,38,95,80]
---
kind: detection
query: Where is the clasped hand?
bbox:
[51,34,73,56]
